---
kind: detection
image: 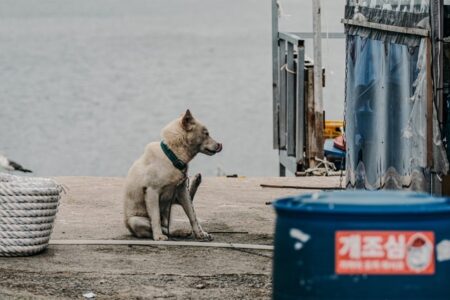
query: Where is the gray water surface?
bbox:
[0,0,345,177]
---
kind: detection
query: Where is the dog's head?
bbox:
[180,110,223,156]
[161,110,223,157]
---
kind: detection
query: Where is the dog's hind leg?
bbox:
[160,174,201,239]
[127,216,152,238]
[161,195,193,238]
[178,183,212,241]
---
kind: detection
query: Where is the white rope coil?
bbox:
[0,244,49,257]
[0,230,53,239]
[0,237,50,246]
[0,195,60,203]
[0,216,56,225]
[0,223,54,232]
[0,187,60,196]
[0,208,58,218]
[0,173,61,256]
[0,202,58,210]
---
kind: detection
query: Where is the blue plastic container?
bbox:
[272,191,450,300]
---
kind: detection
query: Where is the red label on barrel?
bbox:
[335,231,435,275]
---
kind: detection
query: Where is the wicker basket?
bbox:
[0,173,62,256]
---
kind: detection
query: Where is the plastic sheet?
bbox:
[345,36,448,190]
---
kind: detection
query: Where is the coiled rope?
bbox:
[0,173,62,257]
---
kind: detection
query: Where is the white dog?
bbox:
[124,110,222,241]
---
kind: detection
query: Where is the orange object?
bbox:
[324,120,344,139]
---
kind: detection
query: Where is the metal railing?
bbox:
[272,0,318,176]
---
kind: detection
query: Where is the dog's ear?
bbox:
[181,109,195,131]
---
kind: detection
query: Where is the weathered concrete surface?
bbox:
[0,176,340,299]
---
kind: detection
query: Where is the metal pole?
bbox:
[312,0,324,161]
[272,0,279,150]
[312,0,323,115]
[430,0,444,195]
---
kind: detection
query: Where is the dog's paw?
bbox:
[195,231,214,242]
[153,234,169,241]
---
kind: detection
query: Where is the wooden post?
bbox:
[305,65,317,167]
[312,0,324,164]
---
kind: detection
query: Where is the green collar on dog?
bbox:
[160,141,187,171]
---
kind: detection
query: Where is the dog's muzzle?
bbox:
[204,143,223,155]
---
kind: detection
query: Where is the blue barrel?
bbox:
[273,191,450,300]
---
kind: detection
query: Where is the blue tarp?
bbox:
[324,139,345,158]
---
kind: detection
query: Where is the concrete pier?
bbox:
[0,176,340,299]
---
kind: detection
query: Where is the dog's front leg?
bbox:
[178,186,212,241]
[144,187,168,241]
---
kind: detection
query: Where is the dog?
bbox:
[124,110,222,241]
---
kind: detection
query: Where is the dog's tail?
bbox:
[189,173,202,201]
